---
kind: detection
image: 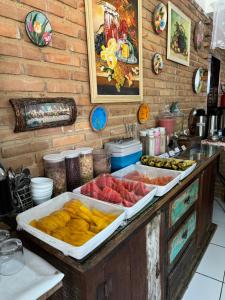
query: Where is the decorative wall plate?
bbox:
[153,53,164,75]
[138,103,150,124]
[193,68,204,94]
[153,3,167,34]
[194,21,204,51]
[25,10,52,47]
[90,106,108,132]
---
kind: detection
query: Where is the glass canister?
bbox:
[43,154,66,196]
[158,105,176,137]
[78,148,93,184]
[139,130,147,155]
[0,230,10,244]
[93,149,111,176]
[61,150,81,192]
[0,238,24,276]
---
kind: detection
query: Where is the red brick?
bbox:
[50,34,67,50]
[0,129,33,142]
[2,140,50,158]
[76,95,91,106]
[0,2,28,22]
[20,0,65,18]
[24,63,70,79]
[68,39,87,54]
[44,52,80,66]
[0,76,45,92]
[48,15,79,37]
[0,17,20,39]
[35,127,62,137]
[65,7,86,26]
[71,71,88,82]
[52,134,85,147]
[59,0,77,9]
[47,80,82,93]
[3,154,34,170]
[0,61,21,75]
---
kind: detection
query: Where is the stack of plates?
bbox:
[31,177,53,205]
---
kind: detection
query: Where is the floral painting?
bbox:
[167,2,191,66]
[85,0,143,103]
[25,11,52,47]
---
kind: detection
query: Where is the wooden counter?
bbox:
[19,145,222,300]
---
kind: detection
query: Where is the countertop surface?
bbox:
[19,145,223,271]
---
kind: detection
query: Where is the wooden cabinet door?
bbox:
[146,213,162,300]
[197,160,217,247]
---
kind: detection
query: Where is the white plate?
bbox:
[73,178,157,220]
[112,164,181,197]
[17,192,125,260]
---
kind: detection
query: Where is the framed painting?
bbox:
[85,0,143,103]
[167,2,191,66]
[9,98,77,132]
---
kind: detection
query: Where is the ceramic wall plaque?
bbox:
[153,3,167,34]
[193,68,204,94]
[85,0,143,103]
[10,98,77,132]
[138,103,150,124]
[194,21,204,51]
[167,2,191,66]
[153,53,164,75]
[25,10,52,47]
[90,106,108,131]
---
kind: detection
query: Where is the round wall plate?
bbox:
[152,53,164,75]
[138,103,150,124]
[25,10,52,47]
[153,3,167,34]
[90,105,108,132]
[193,68,204,94]
[194,21,204,51]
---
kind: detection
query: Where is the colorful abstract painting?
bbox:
[167,2,191,66]
[85,0,143,103]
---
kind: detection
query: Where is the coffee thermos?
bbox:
[208,115,218,138]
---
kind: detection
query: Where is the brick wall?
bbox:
[0,0,225,176]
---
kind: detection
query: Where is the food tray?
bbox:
[16,192,125,260]
[136,161,197,181]
[73,178,157,220]
[112,164,181,197]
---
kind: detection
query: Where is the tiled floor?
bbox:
[182,199,225,300]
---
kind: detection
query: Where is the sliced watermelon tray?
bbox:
[73,174,157,219]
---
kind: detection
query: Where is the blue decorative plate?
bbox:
[90,106,108,132]
[25,10,52,47]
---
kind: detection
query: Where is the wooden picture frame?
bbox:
[9,98,77,133]
[167,2,191,66]
[85,0,143,103]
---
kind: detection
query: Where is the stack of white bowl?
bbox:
[31,177,53,205]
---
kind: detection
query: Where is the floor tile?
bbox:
[197,244,225,282]
[182,273,222,300]
[211,223,225,248]
[221,284,225,300]
[213,207,225,225]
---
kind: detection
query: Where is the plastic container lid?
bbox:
[43,154,64,163]
[147,129,154,136]
[139,130,147,136]
[159,127,166,134]
[61,150,80,159]
[76,147,93,155]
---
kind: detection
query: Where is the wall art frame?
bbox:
[167,2,191,66]
[9,98,77,133]
[85,0,143,103]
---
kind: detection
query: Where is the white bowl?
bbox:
[32,194,52,201]
[33,197,51,205]
[31,177,53,188]
[31,186,53,194]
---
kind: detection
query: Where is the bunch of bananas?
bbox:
[30,200,117,247]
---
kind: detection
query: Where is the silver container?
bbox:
[208,115,218,137]
[195,116,206,137]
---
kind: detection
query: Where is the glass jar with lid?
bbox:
[93,149,111,176]
[77,148,93,184]
[43,154,66,195]
[61,150,81,192]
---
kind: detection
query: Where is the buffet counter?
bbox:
[19,144,222,300]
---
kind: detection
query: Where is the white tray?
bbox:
[136,161,197,182]
[16,192,125,260]
[73,178,157,220]
[112,164,181,197]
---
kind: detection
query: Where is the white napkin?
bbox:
[0,248,64,300]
